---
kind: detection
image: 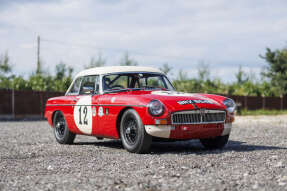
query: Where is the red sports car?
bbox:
[45,66,235,153]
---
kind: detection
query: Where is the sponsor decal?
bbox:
[98,106,104,117]
[111,97,116,103]
[92,106,97,117]
[177,99,213,105]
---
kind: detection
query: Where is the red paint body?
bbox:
[45,90,233,140]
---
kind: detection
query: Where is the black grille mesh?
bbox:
[172,110,225,124]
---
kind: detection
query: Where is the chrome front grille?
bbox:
[171,110,226,124]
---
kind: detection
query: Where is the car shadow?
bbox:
[74,140,123,149]
[150,140,287,155]
[73,139,287,155]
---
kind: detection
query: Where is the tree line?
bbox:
[0,47,287,97]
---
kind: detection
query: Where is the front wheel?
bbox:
[53,111,76,144]
[120,109,152,153]
[200,134,229,149]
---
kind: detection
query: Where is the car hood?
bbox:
[144,91,226,111]
[101,90,227,111]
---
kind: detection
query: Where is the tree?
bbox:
[55,62,66,80]
[235,65,249,85]
[55,62,73,80]
[11,76,30,90]
[197,62,210,82]
[0,52,13,89]
[120,52,138,66]
[261,47,287,96]
[85,53,106,69]
[159,63,172,75]
[0,52,12,76]
[28,74,49,91]
[177,69,188,81]
[54,62,74,91]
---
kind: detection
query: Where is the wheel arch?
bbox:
[116,107,133,138]
[51,110,62,128]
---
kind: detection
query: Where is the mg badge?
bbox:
[199,108,206,116]
[199,109,206,122]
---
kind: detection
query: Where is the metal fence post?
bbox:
[244,96,248,110]
[40,92,43,117]
[12,89,15,119]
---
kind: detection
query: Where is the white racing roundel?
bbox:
[73,96,93,134]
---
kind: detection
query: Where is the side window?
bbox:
[68,77,82,95]
[79,75,99,95]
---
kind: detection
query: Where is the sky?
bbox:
[0,0,286,82]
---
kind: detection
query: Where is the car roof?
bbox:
[75,66,163,78]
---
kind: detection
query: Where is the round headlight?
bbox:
[148,100,164,116]
[223,98,236,113]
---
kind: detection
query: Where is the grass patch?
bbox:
[239,109,287,116]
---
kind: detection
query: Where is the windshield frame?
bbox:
[102,72,175,94]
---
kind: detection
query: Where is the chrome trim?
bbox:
[171,110,226,125]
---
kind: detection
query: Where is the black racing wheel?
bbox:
[53,111,76,144]
[120,109,152,153]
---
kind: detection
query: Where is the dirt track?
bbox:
[1,115,287,190]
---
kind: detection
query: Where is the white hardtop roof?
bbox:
[75,66,163,78]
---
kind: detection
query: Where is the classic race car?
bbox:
[45,66,236,153]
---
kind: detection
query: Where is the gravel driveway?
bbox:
[1,115,287,191]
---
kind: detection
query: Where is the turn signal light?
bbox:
[155,119,168,125]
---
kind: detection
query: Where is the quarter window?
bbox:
[68,77,82,95]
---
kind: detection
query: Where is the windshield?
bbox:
[103,72,174,93]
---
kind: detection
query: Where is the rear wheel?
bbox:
[53,111,76,144]
[120,109,152,153]
[200,134,229,149]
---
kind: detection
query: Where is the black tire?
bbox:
[120,109,152,153]
[53,111,76,144]
[200,134,229,149]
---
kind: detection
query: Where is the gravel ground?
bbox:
[1,115,287,191]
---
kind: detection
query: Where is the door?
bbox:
[72,75,99,135]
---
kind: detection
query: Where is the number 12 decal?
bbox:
[79,106,88,125]
[73,96,93,134]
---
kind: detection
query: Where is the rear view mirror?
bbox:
[82,86,94,94]
[81,82,95,95]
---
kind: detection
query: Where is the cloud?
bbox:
[0,0,286,81]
